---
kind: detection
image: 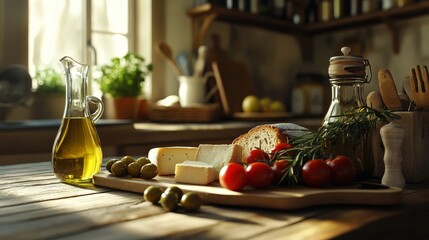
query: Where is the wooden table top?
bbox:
[2,161,429,240]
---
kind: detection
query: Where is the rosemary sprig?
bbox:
[271,106,400,185]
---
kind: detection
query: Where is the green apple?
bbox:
[270,100,285,112]
[242,95,260,112]
[259,97,272,112]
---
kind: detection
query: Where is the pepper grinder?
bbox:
[380,121,405,189]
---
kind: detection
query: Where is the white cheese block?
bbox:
[195,144,243,175]
[175,161,217,185]
[148,146,198,175]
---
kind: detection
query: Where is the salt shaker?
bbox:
[380,122,405,189]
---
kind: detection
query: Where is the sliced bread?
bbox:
[232,123,309,162]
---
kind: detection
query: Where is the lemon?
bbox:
[270,100,285,112]
[242,95,260,112]
[259,97,272,112]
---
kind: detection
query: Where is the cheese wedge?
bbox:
[195,144,242,175]
[175,161,217,185]
[148,146,198,175]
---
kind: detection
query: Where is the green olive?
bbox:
[105,159,118,173]
[181,192,203,211]
[140,163,158,180]
[111,160,127,177]
[127,162,143,178]
[143,186,163,204]
[160,191,179,211]
[164,186,183,200]
[136,157,151,166]
[120,156,135,166]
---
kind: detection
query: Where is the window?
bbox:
[28,0,134,95]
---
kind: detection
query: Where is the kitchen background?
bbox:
[1,0,429,120]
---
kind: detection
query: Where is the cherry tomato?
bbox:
[246,149,270,164]
[219,163,248,191]
[325,157,334,166]
[301,159,332,187]
[272,159,289,184]
[270,142,293,155]
[326,155,356,185]
[246,162,274,189]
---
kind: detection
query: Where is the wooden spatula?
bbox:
[410,65,429,111]
[378,69,402,111]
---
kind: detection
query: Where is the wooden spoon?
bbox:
[378,69,402,111]
[155,42,183,76]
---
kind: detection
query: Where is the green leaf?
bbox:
[96,53,153,97]
[35,67,65,94]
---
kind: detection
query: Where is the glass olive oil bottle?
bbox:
[52,57,104,184]
[52,117,102,183]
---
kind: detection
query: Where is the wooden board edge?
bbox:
[93,174,403,210]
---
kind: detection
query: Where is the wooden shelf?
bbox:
[188,2,429,55]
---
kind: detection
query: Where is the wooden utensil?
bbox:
[410,65,429,110]
[193,45,208,77]
[378,69,402,111]
[366,91,385,111]
[155,42,183,76]
[209,34,254,115]
[402,77,413,102]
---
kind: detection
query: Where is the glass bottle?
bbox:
[52,56,104,184]
[323,46,373,178]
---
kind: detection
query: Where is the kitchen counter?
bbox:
[0,118,322,165]
[1,160,429,239]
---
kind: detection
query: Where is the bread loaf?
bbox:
[232,123,309,162]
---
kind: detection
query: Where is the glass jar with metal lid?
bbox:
[323,46,373,178]
[323,46,371,125]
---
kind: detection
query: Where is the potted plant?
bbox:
[97,53,153,120]
[32,67,66,119]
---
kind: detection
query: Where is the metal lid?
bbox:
[328,47,371,83]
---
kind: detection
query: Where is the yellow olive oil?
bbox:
[52,117,102,183]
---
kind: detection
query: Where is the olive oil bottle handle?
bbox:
[86,95,104,122]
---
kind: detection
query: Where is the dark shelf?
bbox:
[188,2,429,55]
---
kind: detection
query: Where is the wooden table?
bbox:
[2,161,429,240]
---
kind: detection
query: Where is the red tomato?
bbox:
[270,143,293,155]
[246,162,274,189]
[272,159,289,184]
[219,163,248,191]
[246,149,270,164]
[325,157,334,166]
[327,155,356,185]
[301,159,332,187]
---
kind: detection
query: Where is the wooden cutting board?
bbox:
[209,34,254,115]
[93,173,402,210]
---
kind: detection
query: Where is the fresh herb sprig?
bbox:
[271,106,400,185]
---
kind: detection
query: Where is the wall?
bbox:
[0,0,28,68]
[170,8,429,110]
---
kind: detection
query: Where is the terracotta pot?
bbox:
[136,98,148,121]
[103,96,138,120]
